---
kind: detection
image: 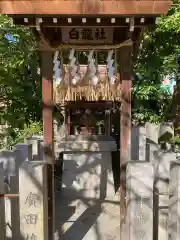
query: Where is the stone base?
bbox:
[62,152,115,200]
[56,135,118,239]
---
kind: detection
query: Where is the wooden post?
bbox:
[41,50,55,239]
[41,50,54,160]
[66,106,71,135]
[105,110,111,135]
[60,103,66,137]
[119,45,132,237]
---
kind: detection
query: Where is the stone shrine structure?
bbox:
[0,122,179,239]
[0,0,174,239]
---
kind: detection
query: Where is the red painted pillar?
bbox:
[41,50,55,239]
[119,45,132,236]
[120,46,132,166]
[105,110,111,135]
[66,107,71,135]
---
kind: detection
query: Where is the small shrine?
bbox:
[0,0,172,239]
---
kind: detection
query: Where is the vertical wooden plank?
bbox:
[105,111,111,136]
[119,45,132,237]
[41,50,54,159]
[41,50,55,240]
[119,45,132,165]
[66,106,71,135]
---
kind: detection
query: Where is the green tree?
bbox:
[0,15,41,128]
[0,2,180,147]
[133,0,180,123]
[0,15,42,148]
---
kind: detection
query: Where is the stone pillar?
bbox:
[146,141,159,163]
[0,150,23,239]
[147,144,161,240]
[19,161,48,240]
[156,152,175,240]
[145,123,160,145]
[131,126,146,161]
[155,152,176,195]
[168,160,180,240]
[25,138,41,160]
[16,143,33,161]
[0,149,23,181]
[0,163,5,240]
[0,150,16,181]
[150,148,176,240]
[10,150,24,239]
[126,162,154,240]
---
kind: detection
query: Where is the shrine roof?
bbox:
[0,0,172,15]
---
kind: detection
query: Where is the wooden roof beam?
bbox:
[12,16,156,27]
[0,0,172,15]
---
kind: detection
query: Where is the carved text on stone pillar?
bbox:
[22,192,42,239]
[25,192,41,207]
[25,233,37,240]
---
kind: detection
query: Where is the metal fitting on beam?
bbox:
[36,18,43,31]
[129,18,135,32]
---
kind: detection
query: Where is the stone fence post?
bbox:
[16,144,33,161]
[168,160,180,240]
[131,126,146,161]
[0,149,25,239]
[25,138,43,160]
[126,162,154,240]
[19,161,48,240]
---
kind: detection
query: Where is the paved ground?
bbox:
[55,190,120,240]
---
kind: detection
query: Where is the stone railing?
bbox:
[0,122,179,239]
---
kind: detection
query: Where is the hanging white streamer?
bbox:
[53,51,62,84]
[68,49,80,85]
[69,49,77,76]
[88,50,98,85]
[107,50,115,84]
